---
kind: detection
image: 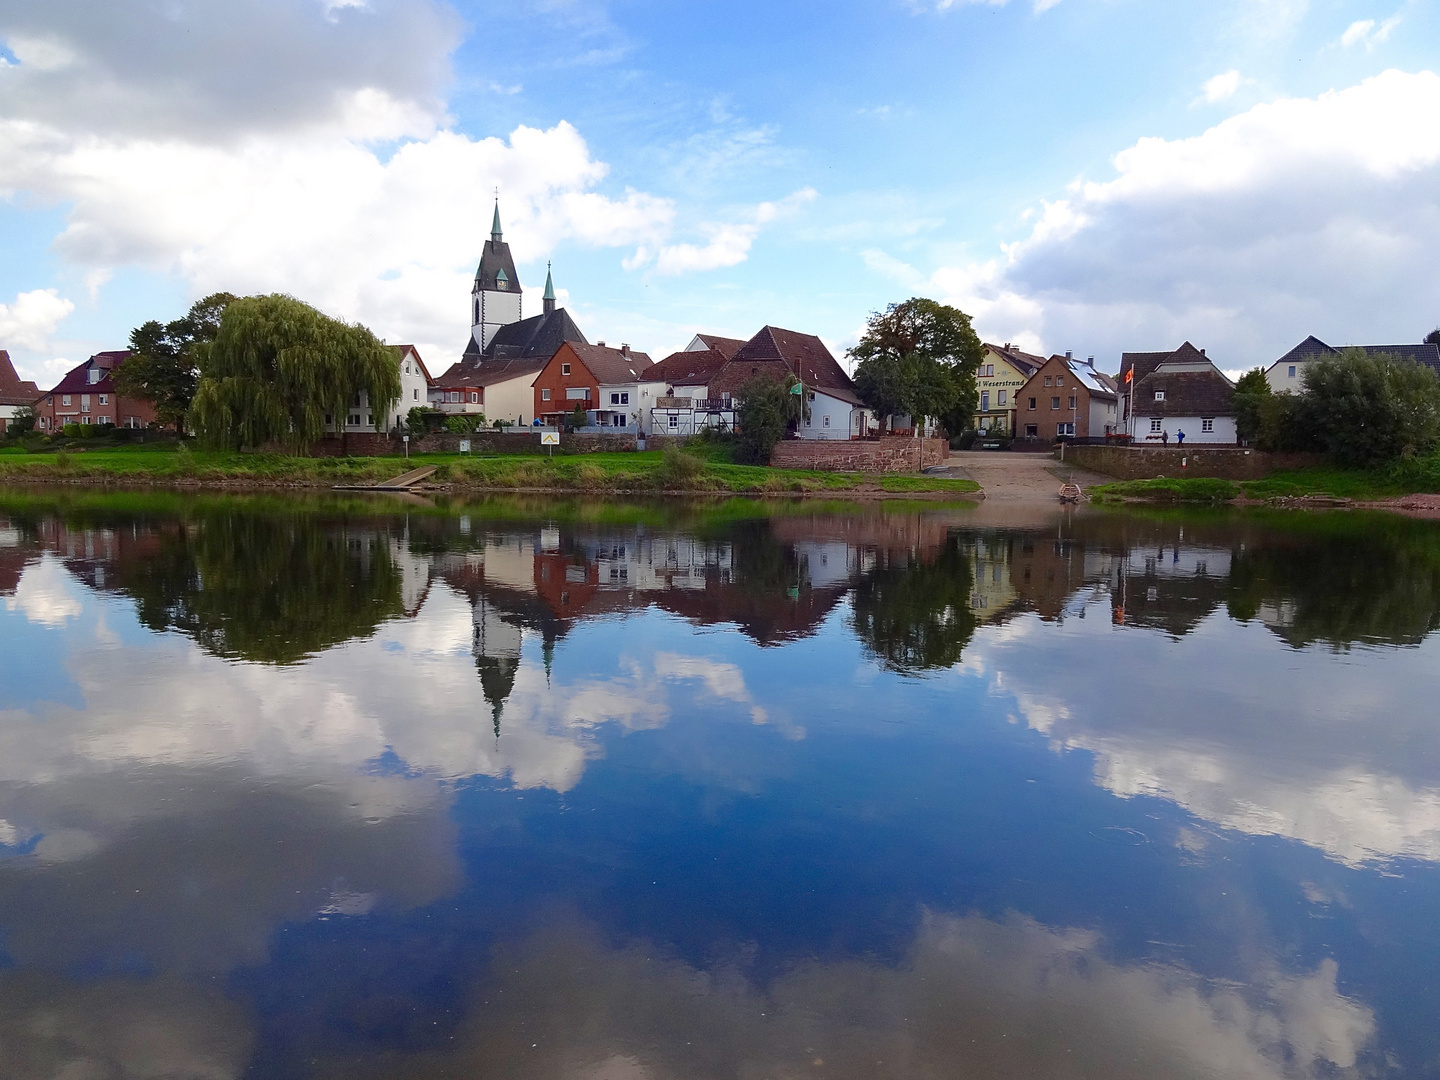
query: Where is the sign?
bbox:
[540,430,560,446]
[458,439,471,454]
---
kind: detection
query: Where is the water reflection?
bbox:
[2,491,1440,1077]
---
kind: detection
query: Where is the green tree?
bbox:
[735,375,788,464]
[189,294,400,452]
[4,405,36,438]
[1231,366,1272,444]
[569,402,589,431]
[114,292,236,434]
[1425,328,1440,347]
[1301,348,1440,466]
[848,297,984,435]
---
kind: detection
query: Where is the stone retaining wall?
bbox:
[770,437,949,473]
[1064,444,1323,480]
[309,431,636,456]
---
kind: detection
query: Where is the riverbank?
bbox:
[0,445,980,498]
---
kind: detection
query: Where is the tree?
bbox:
[848,297,984,435]
[735,375,788,464]
[4,405,36,438]
[1301,348,1440,466]
[114,292,236,434]
[569,402,589,431]
[1231,366,1271,444]
[1425,328,1440,347]
[189,294,400,452]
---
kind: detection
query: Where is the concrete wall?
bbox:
[1064,444,1322,480]
[771,436,949,473]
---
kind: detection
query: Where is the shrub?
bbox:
[657,445,706,488]
[62,423,82,438]
[734,377,788,465]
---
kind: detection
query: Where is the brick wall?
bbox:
[308,431,637,456]
[770,437,949,473]
[1065,444,1323,480]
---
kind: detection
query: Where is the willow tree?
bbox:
[189,294,401,452]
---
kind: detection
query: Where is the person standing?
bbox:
[1177,428,1185,445]
[1161,429,1169,446]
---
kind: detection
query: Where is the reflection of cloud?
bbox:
[0,970,253,1080]
[316,910,1375,1080]
[972,609,1440,867]
[4,557,83,626]
[654,651,789,731]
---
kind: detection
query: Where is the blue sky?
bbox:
[2,0,1438,386]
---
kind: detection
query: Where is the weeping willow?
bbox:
[189,294,402,452]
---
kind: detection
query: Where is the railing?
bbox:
[655,396,694,409]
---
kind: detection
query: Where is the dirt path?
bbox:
[945,451,1113,502]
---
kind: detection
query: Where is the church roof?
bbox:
[463,307,589,362]
[473,236,520,294]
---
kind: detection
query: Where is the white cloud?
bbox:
[0,288,73,352]
[922,0,1064,14]
[1338,15,1401,49]
[927,70,1440,366]
[635,187,816,277]
[3,555,83,627]
[1199,69,1246,104]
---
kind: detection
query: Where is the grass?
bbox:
[1091,451,1440,504]
[0,442,980,497]
[1089,476,1241,503]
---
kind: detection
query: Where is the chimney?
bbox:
[1065,350,1072,360]
[1200,348,1206,356]
[597,340,605,348]
[1087,355,1094,365]
[621,343,630,358]
[1004,342,1011,350]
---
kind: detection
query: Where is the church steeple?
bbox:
[469,196,523,353]
[543,262,556,315]
[491,200,503,243]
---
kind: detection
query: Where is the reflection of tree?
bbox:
[119,512,407,664]
[850,539,979,673]
[1227,516,1440,648]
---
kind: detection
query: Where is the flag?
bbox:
[1124,367,1133,384]
[789,382,804,394]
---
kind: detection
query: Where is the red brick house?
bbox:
[34,351,159,432]
[1015,353,1119,441]
[0,350,42,432]
[533,342,657,431]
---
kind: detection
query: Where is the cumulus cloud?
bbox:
[632,187,816,276]
[924,70,1440,366]
[313,910,1376,1080]
[0,289,73,352]
[1339,15,1401,49]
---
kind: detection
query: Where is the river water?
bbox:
[1,488,1437,1079]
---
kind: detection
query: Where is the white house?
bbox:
[327,344,432,434]
[1264,335,1440,393]
[1121,342,1237,444]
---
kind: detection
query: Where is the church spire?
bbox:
[543,262,556,315]
[491,198,503,243]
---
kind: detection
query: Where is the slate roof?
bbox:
[464,307,588,361]
[1133,367,1236,418]
[473,237,520,295]
[985,343,1046,379]
[0,350,41,406]
[1271,336,1440,377]
[42,351,131,397]
[565,343,655,385]
[710,326,863,405]
[646,347,730,388]
[693,334,747,360]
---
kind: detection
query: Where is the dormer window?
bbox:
[88,369,102,384]
[495,269,509,291]
[1154,390,1165,401]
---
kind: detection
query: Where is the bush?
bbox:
[1302,349,1440,466]
[62,423,82,438]
[657,445,706,488]
[735,377,788,465]
[5,406,36,438]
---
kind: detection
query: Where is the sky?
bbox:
[1,0,1438,387]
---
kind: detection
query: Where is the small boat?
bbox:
[1058,483,1084,502]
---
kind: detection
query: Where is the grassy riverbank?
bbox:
[0,444,979,497]
[1090,454,1440,504]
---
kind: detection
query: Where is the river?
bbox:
[1,488,1437,1078]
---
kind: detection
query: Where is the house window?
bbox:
[62,395,72,406]
[81,396,91,413]
[1056,375,1064,385]
[1154,390,1165,401]
[998,391,1007,406]
[1202,417,1215,432]
[1151,418,1163,432]
[413,389,419,400]
[99,394,108,405]
[561,363,571,375]
[447,391,460,403]
[823,415,831,427]
[542,388,551,401]
[88,369,101,384]
[1025,424,1038,437]
[1068,396,1076,410]
[349,414,361,426]
[1057,422,1075,436]
[1288,366,1296,377]
[805,413,812,426]
[610,392,630,406]
[1044,376,1052,386]
[668,414,678,428]
[1028,397,1037,410]
[565,387,589,400]
[365,414,372,426]
[1050,397,1060,410]
[980,391,990,412]
[470,392,479,403]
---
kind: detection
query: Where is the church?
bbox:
[430,202,590,427]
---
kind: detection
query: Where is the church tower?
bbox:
[470,200,523,352]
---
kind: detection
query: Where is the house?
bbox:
[709,326,874,440]
[436,259,589,427]
[0,350,41,432]
[324,344,432,435]
[1016,353,1118,441]
[1118,342,1235,444]
[682,333,747,359]
[33,351,158,431]
[533,342,660,432]
[1264,335,1440,393]
[645,345,733,436]
[975,343,1045,436]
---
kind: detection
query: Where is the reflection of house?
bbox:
[967,536,1018,621]
[1110,543,1232,637]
